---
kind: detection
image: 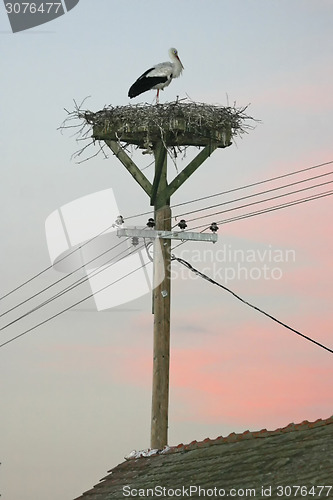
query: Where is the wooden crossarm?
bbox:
[159,143,218,200]
[105,140,152,197]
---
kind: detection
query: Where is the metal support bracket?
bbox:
[117,227,218,243]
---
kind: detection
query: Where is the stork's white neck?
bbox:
[169,49,184,78]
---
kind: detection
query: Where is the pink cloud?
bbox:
[168,324,332,426]
[41,310,332,432]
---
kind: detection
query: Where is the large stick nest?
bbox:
[61,98,256,161]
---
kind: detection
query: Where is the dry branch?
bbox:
[60,98,256,162]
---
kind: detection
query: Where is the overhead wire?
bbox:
[124,159,333,221]
[1,160,332,304]
[172,170,333,221]
[218,190,333,226]
[172,256,333,355]
[0,255,151,349]
[176,178,333,226]
[0,223,159,333]
[0,237,131,319]
[1,186,332,348]
[1,159,332,343]
[168,159,333,211]
[190,189,333,232]
[0,239,143,333]
[0,220,129,302]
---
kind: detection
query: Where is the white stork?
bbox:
[128,48,184,103]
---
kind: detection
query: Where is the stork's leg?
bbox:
[156,89,160,104]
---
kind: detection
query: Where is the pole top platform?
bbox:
[81,100,253,150]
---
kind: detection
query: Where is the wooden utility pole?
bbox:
[151,204,171,449]
[92,102,235,449]
[150,142,171,449]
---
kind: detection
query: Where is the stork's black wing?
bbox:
[128,67,168,98]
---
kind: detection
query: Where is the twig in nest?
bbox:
[60,97,257,164]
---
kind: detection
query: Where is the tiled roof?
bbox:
[74,416,333,499]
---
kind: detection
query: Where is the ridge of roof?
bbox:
[125,415,333,460]
[74,415,333,499]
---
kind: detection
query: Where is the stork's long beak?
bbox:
[177,55,184,69]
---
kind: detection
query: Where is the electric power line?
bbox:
[0,240,144,333]
[172,256,333,355]
[176,179,333,227]
[173,170,333,222]
[126,159,333,220]
[0,237,131,319]
[0,221,127,302]
[2,187,331,327]
[1,187,332,348]
[6,188,327,338]
[0,247,151,349]
[191,189,333,231]
[0,160,333,300]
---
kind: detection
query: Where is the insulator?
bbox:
[177,219,187,230]
[146,218,155,228]
[132,236,139,246]
[209,222,219,233]
[115,215,124,225]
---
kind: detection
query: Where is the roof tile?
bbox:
[74,415,333,500]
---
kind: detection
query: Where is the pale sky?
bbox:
[1,1,333,499]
